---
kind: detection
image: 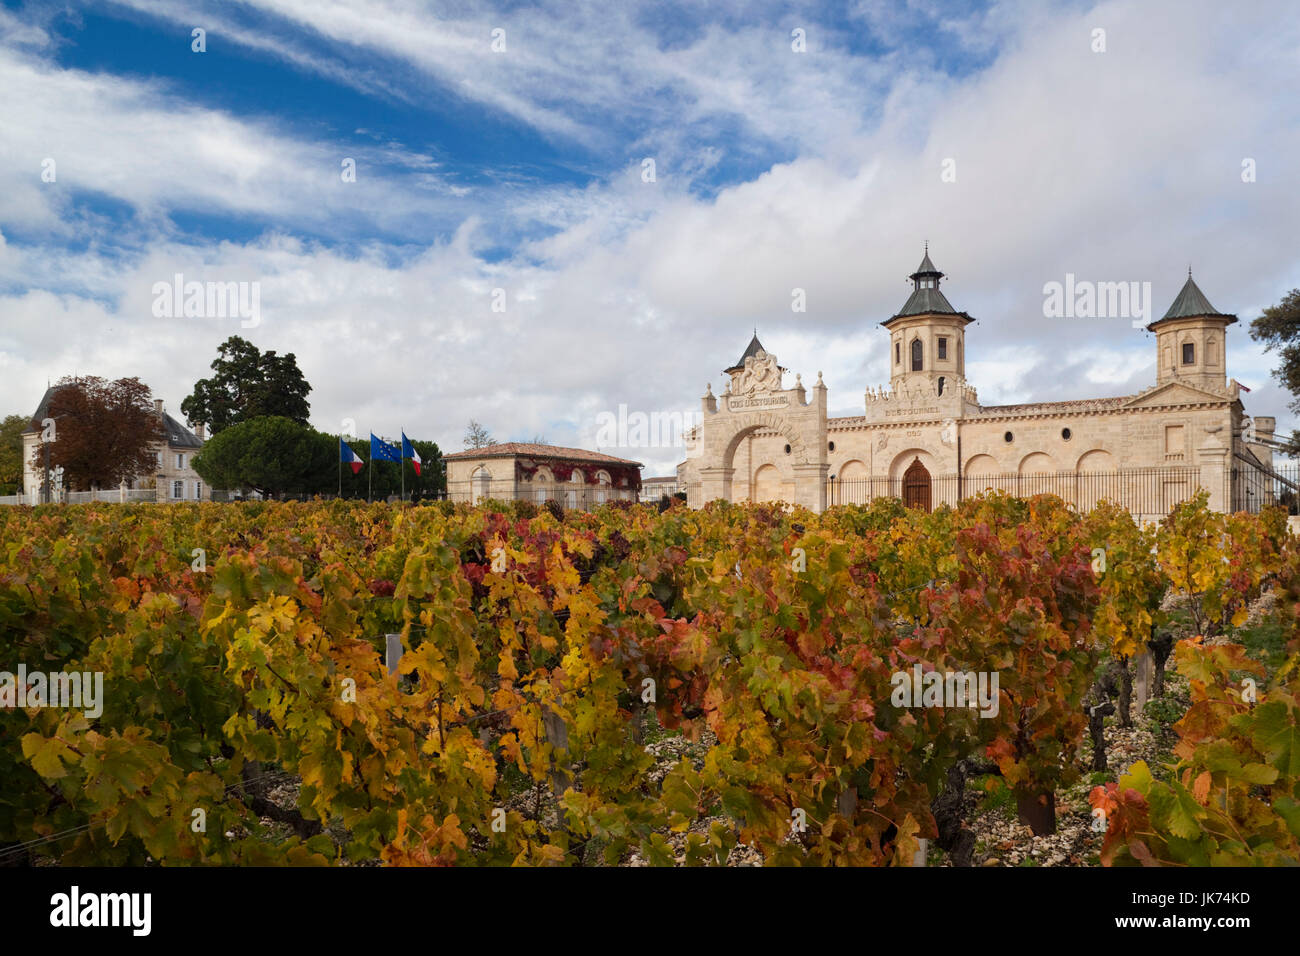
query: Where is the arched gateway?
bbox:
[684,336,828,510]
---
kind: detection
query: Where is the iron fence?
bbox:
[1232,458,1300,515]
[826,467,1204,524]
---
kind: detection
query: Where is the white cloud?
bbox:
[3,0,1300,475]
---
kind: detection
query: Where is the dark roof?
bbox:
[163,412,203,449]
[24,385,202,448]
[24,385,60,431]
[886,248,971,320]
[1161,275,1233,319]
[1146,274,1237,331]
[444,442,642,467]
[895,285,959,317]
[725,333,767,373]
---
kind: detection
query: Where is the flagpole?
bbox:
[368,435,372,503]
[338,435,342,499]
[401,427,405,504]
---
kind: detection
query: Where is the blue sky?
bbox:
[1,0,1298,475]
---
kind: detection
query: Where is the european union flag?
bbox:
[370,433,400,462]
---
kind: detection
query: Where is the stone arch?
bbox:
[838,458,868,481]
[1018,452,1056,475]
[471,466,492,504]
[1018,452,1065,502]
[718,413,812,467]
[752,464,782,503]
[963,453,999,476]
[1075,449,1116,473]
[532,465,554,503]
[889,448,937,483]
[1075,449,1118,511]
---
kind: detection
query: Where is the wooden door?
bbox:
[902,457,931,512]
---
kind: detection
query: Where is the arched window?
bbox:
[910,339,922,371]
[534,466,554,503]
[567,469,583,509]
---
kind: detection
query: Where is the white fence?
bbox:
[0,488,164,506]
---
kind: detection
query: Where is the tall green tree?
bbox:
[0,414,29,495]
[1250,288,1300,453]
[192,416,331,497]
[182,336,312,434]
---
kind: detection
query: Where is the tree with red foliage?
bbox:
[32,376,164,491]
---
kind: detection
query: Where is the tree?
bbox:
[31,377,163,491]
[0,414,28,495]
[1249,288,1300,452]
[182,336,312,434]
[191,416,332,498]
[464,420,495,449]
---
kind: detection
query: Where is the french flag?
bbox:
[340,438,363,474]
[402,433,422,476]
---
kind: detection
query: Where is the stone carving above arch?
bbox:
[731,350,783,395]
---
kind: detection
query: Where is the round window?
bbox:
[1004,431,1014,443]
[784,444,792,454]
[1061,428,1072,441]
[828,441,836,452]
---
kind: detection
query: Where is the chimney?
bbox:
[154,399,164,417]
[195,422,206,441]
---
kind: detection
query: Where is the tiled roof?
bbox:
[977,396,1128,415]
[444,442,643,467]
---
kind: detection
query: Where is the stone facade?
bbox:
[444,442,642,508]
[21,391,208,502]
[680,253,1280,520]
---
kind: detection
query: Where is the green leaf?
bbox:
[21,733,73,780]
[1250,702,1300,777]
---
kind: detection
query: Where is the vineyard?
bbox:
[1,492,1297,867]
